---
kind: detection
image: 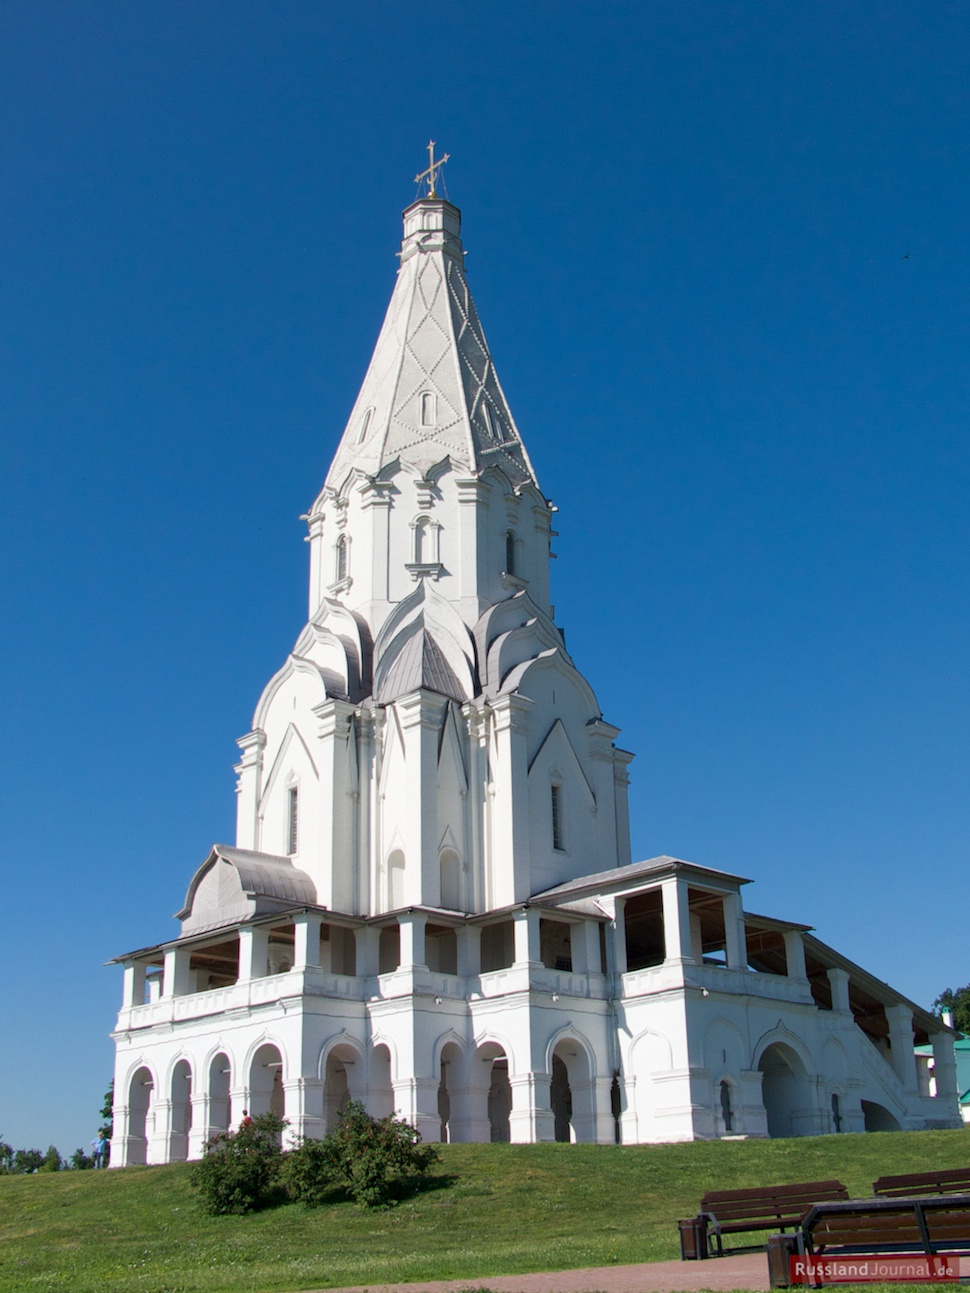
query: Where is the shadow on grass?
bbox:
[279,1170,460,1212]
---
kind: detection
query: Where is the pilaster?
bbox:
[234,729,266,851]
[396,690,449,905]
[463,702,489,913]
[187,1092,210,1160]
[312,698,357,911]
[509,1071,555,1143]
[489,692,533,905]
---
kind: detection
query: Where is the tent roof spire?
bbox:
[323,176,538,495]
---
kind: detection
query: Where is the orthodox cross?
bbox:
[414,141,450,198]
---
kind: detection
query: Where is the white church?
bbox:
[110,168,960,1165]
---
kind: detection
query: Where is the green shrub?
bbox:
[279,1134,338,1206]
[192,1113,286,1215]
[317,1100,439,1207]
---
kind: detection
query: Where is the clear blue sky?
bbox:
[2,1,968,1154]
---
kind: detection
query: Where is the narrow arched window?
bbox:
[551,783,564,851]
[286,786,299,856]
[357,407,374,444]
[831,1092,842,1133]
[421,392,436,426]
[413,517,430,563]
[482,403,496,439]
[505,531,516,576]
[335,534,348,582]
[439,849,461,910]
[719,1080,733,1132]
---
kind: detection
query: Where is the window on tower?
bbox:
[505,530,516,576]
[335,534,348,583]
[551,783,564,851]
[357,407,374,443]
[420,392,436,426]
[286,785,299,856]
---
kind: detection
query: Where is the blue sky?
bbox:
[1,1,968,1153]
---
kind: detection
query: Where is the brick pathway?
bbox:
[289,1251,770,1293]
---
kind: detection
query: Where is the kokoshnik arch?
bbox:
[109,172,960,1164]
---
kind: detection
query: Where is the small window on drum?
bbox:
[286,786,299,856]
[357,407,374,444]
[335,534,348,582]
[551,782,564,851]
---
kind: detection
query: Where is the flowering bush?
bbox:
[192,1113,286,1215]
[286,1101,439,1208]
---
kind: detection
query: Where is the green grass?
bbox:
[1,1129,968,1293]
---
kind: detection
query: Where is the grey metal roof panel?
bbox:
[533,854,750,901]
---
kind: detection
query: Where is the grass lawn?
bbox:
[0,1129,968,1293]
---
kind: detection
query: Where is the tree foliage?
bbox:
[192,1113,286,1215]
[934,984,970,1035]
[100,1081,114,1142]
[12,1148,44,1174]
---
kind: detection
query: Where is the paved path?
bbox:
[289,1251,770,1293]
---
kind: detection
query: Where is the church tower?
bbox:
[230,190,633,922]
[110,171,959,1165]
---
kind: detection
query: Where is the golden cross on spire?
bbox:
[414,140,450,198]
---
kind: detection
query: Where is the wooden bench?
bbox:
[873,1167,970,1197]
[678,1179,850,1259]
[767,1193,970,1286]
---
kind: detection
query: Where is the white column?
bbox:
[238,926,270,982]
[722,892,747,969]
[885,1004,918,1090]
[783,930,808,980]
[612,897,628,977]
[457,924,482,977]
[293,913,323,969]
[512,907,541,967]
[661,877,693,963]
[570,919,602,975]
[356,926,381,978]
[827,966,851,1012]
[122,960,147,1008]
[399,911,428,969]
[162,944,192,998]
[930,1032,959,1104]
